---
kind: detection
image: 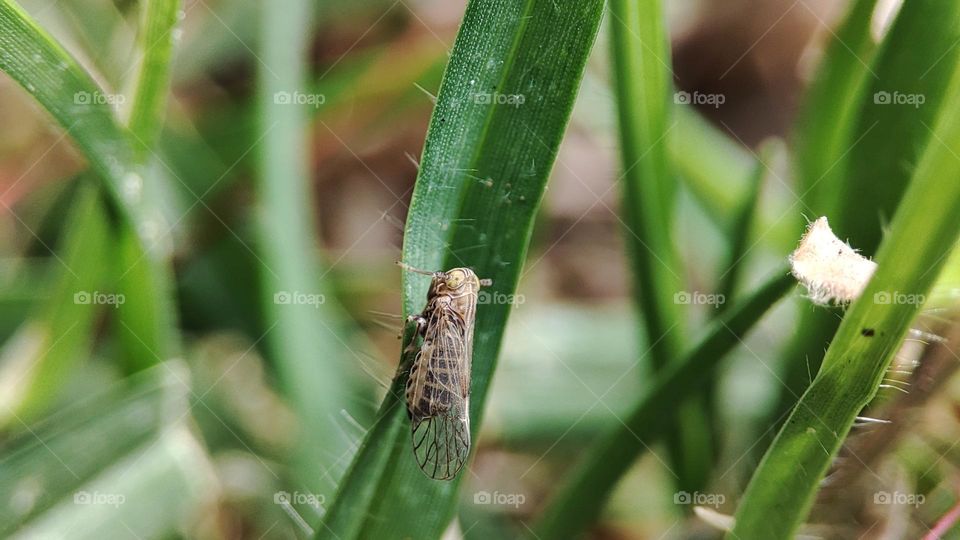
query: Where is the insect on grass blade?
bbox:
[399,263,490,480]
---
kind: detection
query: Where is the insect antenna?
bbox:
[396,260,441,277]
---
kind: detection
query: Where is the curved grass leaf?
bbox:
[717,141,774,309]
[670,106,754,224]
[532,270,794,539]
[0,0,143,234]
[0,0,180,368]
[729,65,960,540]
[317,1,604,538]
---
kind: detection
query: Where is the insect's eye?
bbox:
[445,270,465,289]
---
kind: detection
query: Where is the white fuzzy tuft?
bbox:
[789,217,877,305]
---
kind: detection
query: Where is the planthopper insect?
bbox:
[398,262,492,480]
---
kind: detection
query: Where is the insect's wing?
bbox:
[408,305,472,480]
[411,399,470,480]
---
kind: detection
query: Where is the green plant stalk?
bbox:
[532,270,794,539]
[318,1,604,537]
[608,0,712,491]
[729,68,960,539]
[115,0,184,370]
[128,0,181,155]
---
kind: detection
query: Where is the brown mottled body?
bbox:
[401,266,489,480]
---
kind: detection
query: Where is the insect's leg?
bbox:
[402,314,428,354]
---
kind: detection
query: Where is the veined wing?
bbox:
[407,303,471,480]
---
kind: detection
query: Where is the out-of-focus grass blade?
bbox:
[317,1,604,538]
[729,65,960,540]
[127,0,180,155]
[0,362,196,533]
[532,270,794,539]
[12,425,214,540]
[0,183,109,424]
[793,0,880,214]
[254,0,371,497]
[0,0,179,366]
[670,108,795,253]
[670,106,753,223]
[608,0,711,491]
[717,141,773,307]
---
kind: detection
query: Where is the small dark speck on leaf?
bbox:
[861,328,875,337]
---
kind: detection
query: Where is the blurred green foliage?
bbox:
[0,0,959,539]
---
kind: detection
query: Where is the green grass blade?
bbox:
[254,0,361,496]
[0,183,109,423]
[729,66,960,540]
[317,1,604,538]
[793,0,880,214]
[532,270,794,539]
[834,0,960,251]
[609,0,712,491]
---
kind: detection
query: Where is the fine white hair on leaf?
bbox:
[789,217,877,305]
